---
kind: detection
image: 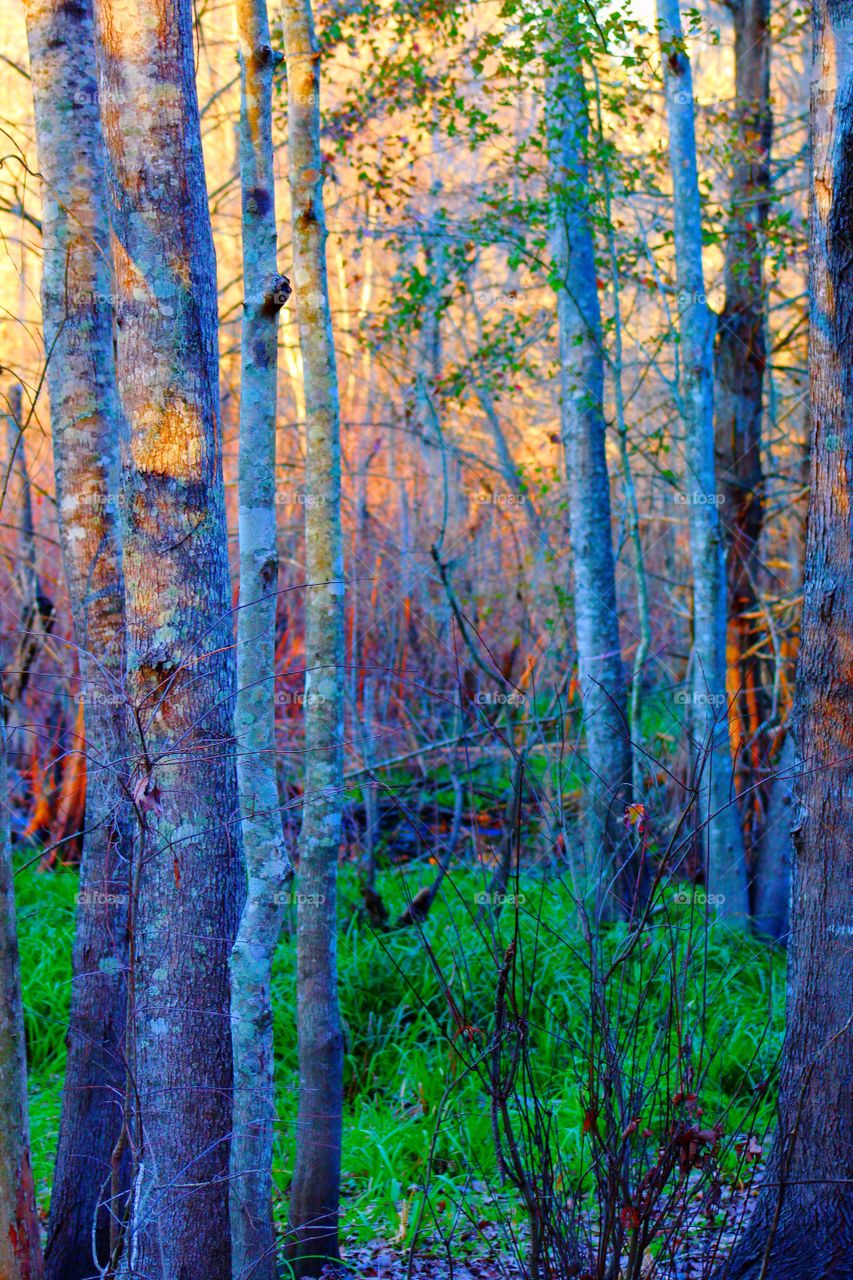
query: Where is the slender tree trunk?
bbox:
[3,387,55,766]
[720,4,853,1271]
[751,731,792,943]
[0,716,44,1280]
[545,46,635,919]
[91,2,242,1275]
[657,0,749,921]
[22,4,132,1275]
[230,2,293,1276]
[593,72,653,797]
[281,0,346,1271]
[714,0,775,894]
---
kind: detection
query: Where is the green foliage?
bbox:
[19,861,785,1252]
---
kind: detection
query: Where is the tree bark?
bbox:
[657,0,749,921]
[22,3,132,1274]
[91,2,242,1275]
[280,2,346,1272]
[720,2,853,1272]
[229,1,293,1276]
[3,386,55,761]
[751,731,792,944]
[714,0,775,895]
[545,45,635,920]
[0,714,44,1280]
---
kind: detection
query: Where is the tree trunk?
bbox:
[230,1,293,1276]
[594,71,653,801]
[3,387,55,772]
[714,0,775,891]
[280,1,346,1272]
[0,714,44,1280]
[657,0,749,922]
[545,46,635,920]
[22,4,132,1275]
[751,732,792,944]
[720,2,853,1271]
[91,2,242,1275]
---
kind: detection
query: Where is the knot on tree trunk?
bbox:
[262,274,292,314]
[252,44,284,70]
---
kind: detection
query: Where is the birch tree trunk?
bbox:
[721,3,853,1271]
[280,1,346,1271]
[546,45,635,919]
[714,0,775,892]
[91,2,242,1275]
[0,715,43,1280]
[657,0,749,922]
[22,4,132,1274]
[229,1,293,1275]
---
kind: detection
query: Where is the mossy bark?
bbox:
[658,0,749,922]
[280,1,346,1272]
[91,1,243,1274]
[546,50,635,919]
[23,2,132,1274]
[229,2,293,1277]
[721,2,853,1271]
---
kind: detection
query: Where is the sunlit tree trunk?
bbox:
[22,4,132,1274]
[229,1,293,1276]
[546,47,635,919]
[0,716,43,1280]
[281,0,346,1271]
[91,1,242,1275]
[722,2,853,1271]
[714,0,777,910]
[657,0,749,921]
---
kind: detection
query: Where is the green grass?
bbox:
[18,858,786,1252]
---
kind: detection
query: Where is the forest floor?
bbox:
[19,856,782,1275]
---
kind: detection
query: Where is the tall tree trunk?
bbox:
[714,0,775,900]
[721,3,853,1272]
[230,2,293,1276]
[657,0,749,921]
[281,0,346,1272]
[545,45,635,920]
[22,4,132,1275]
[3,387,55,767]
[91,2,242,1275]
[0,716,44,1280]
[593,69,653,800]
[751,731,793,943]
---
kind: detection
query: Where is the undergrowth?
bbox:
[17,858,785,1255]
